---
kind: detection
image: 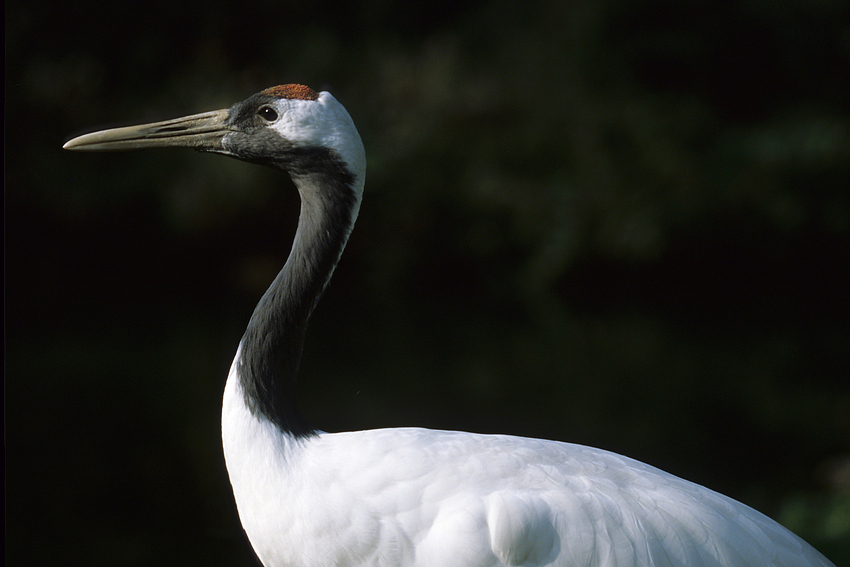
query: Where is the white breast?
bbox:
[222,347,831,567]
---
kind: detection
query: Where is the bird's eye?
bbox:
[258,106,278,121]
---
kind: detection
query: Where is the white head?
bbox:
[64,84,366,193]
[219,85,366,187]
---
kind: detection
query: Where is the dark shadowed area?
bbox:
[6,0,849,565]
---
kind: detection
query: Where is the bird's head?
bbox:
[63,84,366,186]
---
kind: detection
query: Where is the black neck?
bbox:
[236,162,360,438]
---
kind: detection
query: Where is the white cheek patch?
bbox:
[269,92,366,181]
[272,99,323,145]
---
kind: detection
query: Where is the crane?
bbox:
[64,85,835,567]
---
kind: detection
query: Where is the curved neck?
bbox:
[235,167,362,438]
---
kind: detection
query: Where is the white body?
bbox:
[223,346,832,567]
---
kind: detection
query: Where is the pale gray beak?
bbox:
[63,109,232,152]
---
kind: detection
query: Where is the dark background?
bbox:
[6,0,849,565]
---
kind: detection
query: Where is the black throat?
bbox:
[236,148,360,438]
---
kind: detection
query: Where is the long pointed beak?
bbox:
[63,109,233,152]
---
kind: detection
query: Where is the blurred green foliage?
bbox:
[6,0,849,565]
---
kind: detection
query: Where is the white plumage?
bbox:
[64,85,834,567]
[224,367,831,567]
